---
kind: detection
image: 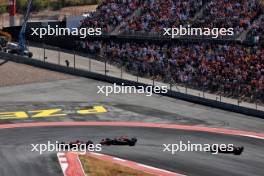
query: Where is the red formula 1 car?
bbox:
[100,137,137,146]
[210,145,244,155]
[58,140,94,149]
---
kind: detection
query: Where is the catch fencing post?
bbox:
[203,84,205,97]
[73,50,76,69]
[58,48,61,65]
[121,64,123,79]
[43,46,46,62]
[104,56,107,76]
[137,66,139,82]
[89,57,91,71]
[220,85,222,102]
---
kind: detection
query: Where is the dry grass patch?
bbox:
[0,59,74,87]
[0,0,6,4]
[79,155,157,176]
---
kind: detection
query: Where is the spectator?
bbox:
[80,0,142,33]
[193,0,262,37]
[247,17,264,44]
[121,0,203,34]
[65,60,70,67]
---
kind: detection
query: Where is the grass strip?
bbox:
[79,155,157,176]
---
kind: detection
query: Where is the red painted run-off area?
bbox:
[65,152,85,176]
[62,151,184,176]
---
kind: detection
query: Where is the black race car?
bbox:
[210,145,244,155]
[100,137,137,146]
[58,140,94,149]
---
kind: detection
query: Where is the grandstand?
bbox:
[193,0,262,38]
[120,0,204,34]
[79,0,141,33]
[80,0,264,40]
[75,0,264,105]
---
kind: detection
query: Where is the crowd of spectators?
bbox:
[76,0,264,103]
[120,0,204,34]
[247,17,264,44]
[79,0,142,33]
[78,40,264,103]
[117,0,264,38]
[79,0,263,39]
[193,0,262,37]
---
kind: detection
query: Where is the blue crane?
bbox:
[18,0,33,54]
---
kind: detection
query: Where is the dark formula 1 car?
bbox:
[100,137,137,146]
[210,145,244,155]
[58,140,93,149]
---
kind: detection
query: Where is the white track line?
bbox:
[77,155,87,176]
[113,157,126,162]
[57,152,68,175]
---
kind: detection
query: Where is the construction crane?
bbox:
[0,0,32,57]
[17,0,33,57]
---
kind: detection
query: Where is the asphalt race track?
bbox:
[1,78,264,132]
[0,76,264,176]
[0,125,263,176]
